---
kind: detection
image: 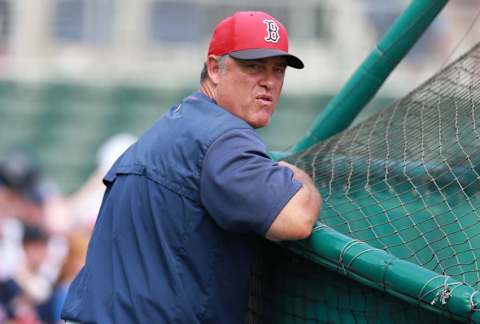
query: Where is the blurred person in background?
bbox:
[0,151,47,321]
[61,11,321,324]
[0,134,135,322]
[0,151,48,227]
[0,155,24,322]
[42,133,136,322]
[52,231,89,323]
[45,133,137,234]
[14,224,55,324]
[0,150,67,323]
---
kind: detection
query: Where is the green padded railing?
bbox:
[289,225,480,322]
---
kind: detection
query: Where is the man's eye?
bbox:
[246,63,260,70]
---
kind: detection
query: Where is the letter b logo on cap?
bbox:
[263,19,280,43]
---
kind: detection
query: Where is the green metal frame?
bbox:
[291,0,449,153]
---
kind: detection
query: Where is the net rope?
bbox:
[288,43,480,288]
[248,43,480,323]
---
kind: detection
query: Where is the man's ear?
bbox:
[207,55,221,85]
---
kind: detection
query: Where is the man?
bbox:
[61,11,321,323]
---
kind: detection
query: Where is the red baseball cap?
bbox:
[208,11,304,69]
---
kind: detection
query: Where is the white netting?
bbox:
[289,43,480,288]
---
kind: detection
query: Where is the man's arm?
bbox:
[265,161,322,241]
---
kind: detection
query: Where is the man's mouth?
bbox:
[256,95,273,105]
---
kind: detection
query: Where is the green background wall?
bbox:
[0,81,394,193]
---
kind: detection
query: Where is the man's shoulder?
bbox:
[184,92,249,128]
[180,92,253,143]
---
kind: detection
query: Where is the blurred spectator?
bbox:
[69,132,137,229]
[0,136,135,322]
[0,170,24,322]
[43,133,136,321]
[18,225,51,303]
[0,150,47,290]
[52,231,90,321]
[0,150,60,228]
[46,133,136,233]
[13,224,52,323]
[0,150,66,323]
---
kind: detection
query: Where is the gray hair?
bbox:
[200,55,228,84]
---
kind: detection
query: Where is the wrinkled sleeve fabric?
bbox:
[200,128,302,236]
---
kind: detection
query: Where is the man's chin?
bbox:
[250,117,271,129]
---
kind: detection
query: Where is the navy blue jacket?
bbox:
[61,91,300,323]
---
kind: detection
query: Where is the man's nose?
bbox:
[259,70,275,90]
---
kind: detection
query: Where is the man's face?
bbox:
[213,56,287,128]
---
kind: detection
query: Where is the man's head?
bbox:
[22,224,50,271]
[0,151,47,224]
[0,151,44,204]
[201,11,303,129]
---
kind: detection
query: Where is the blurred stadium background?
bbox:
[0,0,478,193]
[1,1,480,323]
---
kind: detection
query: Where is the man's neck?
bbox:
[200,80,216,102]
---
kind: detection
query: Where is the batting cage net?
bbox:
[248,43,480,323]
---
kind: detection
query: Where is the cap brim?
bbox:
[229,49,304,69]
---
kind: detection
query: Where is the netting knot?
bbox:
[419,275,462,307]
[431,286,451,306]
[429,276,460,306]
